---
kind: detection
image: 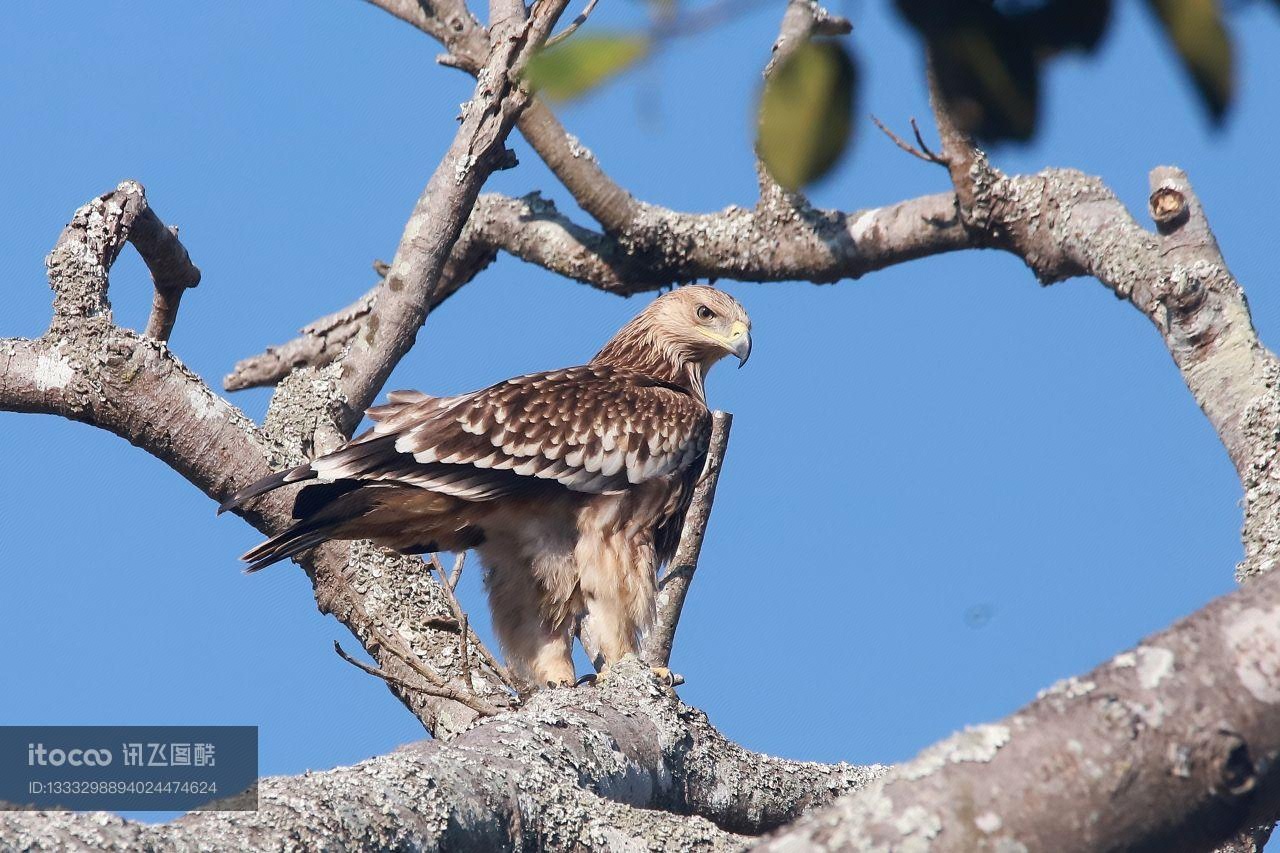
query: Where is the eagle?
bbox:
[221,285,751,688]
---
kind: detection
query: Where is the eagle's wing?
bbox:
[341,366,710,498]
[220,366,711,513]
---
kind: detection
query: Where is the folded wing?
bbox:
[220,365,710,521]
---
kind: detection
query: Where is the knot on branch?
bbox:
[1150,184,1190,233]
[1215,730,1258,797]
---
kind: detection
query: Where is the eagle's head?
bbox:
[649,285,752,368]
[592,285,752,394]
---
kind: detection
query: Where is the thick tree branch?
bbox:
[328,0,569,433]
[227,188,972,386]
[757,555,1280,852]
[7,182,516,740]
[0,659,884,848]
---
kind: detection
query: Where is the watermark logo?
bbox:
[27,744,113,767]
[2,726,256,811]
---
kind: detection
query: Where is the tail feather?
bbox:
[241,526,333,573]
[236,481,388,572]
[218,463,317,515]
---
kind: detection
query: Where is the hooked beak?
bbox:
[727,321,751,368]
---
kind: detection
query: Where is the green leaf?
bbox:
[757,40,857,191]
[523,34,650,101]
[1145,0,1234,122]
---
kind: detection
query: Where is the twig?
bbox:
[871,115,946,166]
[430,554,519,692]
[366,623,504,717]
[333,640,423,693]
[544,0,598,47]
[642,411,733,668]
[909,118,943,163]
[333,640,499,710]
[431,555,475,688]
[459,614,473,690]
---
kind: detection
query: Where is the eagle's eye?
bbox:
[696,305,716,321]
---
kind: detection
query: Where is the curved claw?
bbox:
[651,666,684,687]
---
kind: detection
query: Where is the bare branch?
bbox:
[757,556,1280,852]
[430,553,519,693]
[130,211,201,341]
[924,51,984,224]
[763,0,851,79]
[643,412,734,668]
[365,619,504,717]
[871,115,946,166]
[41,180,201,342]
[223,291,375,392]
[0,659,883,847]
[544,0,599,48]
[333,639,462,705]
[238,187,971,387]
[326,0,570,431]
[6,183,514,739]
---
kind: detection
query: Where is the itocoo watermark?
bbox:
[27,743,113,767]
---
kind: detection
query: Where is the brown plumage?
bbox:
[221,286,752,686]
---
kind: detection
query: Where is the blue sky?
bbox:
[3,0,1279,820]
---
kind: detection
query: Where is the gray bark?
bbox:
[1,660,883,850]
[756,561,1280,851]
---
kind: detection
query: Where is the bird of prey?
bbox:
[221,285,751,687]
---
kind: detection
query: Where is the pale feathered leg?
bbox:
[481,544,576,688]
[575,503,658,675]
[484,565,575,686]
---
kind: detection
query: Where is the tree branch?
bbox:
[763,0,851,79]
[226,187,972,387]
[757,554,1280,852]
[223,211,496,392]
[327,0,570,433]
[643,411,733,668]
[0,659,883,848]
[6,182,516,739]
